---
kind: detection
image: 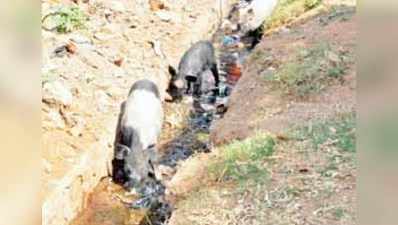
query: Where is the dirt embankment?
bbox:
[211,6,356,146]
[168,4,357,225]
[41,1,233,225]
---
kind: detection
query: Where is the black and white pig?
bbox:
[112,79,164,189]
[170,40,220,100]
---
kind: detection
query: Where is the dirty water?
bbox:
[69,3,263,225]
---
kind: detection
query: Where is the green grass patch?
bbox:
[42,6,87,33]
[265,0,323,30]
[210,134,276,186]
[333,207,346,220]
[293,113,356,152]
[265,41,349,97]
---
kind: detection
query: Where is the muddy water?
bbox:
[70,5,260,225]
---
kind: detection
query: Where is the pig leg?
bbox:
[210,63,220,95]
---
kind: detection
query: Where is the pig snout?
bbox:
[115,143,131,160]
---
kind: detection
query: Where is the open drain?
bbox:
[143,8,266,225]
[69,2,267,225]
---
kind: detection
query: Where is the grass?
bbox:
[173,125,356,225]
[293,113,356,152]
[265,0,323,30]
[210,134,276,186]
[333,207,346,219]
[265,41,349,97]
[42,6,87,33]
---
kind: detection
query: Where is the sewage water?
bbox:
[70,3,262,225]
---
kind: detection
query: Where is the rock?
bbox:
[43,81,73,106]
[114,58,124,67]
[155,10,173,22]
[69,117,86,137]
[43,159,52,173]
[65,42,77,54]
[46,109,66,129]
[149,0,166,11]
[70,34,92,44]
[108,1,126,12]
[95,90,110,112]
[53,45,68,58]
[150,40,164,58]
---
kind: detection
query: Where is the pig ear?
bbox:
[168,65,177,78]
[173,79,184,89]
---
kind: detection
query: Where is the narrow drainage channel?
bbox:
[70,4,262,225]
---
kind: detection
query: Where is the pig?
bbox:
[237,0,278,33]
[112,79,164,189]
[171,41,220,99]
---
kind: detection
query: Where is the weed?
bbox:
[266,41,348,97]
[210,134,276,186]
[42,6,87,33]
[333,207,345,219]
[196,132,209,143]
[319,162,338,177]
[305,0,322,10]
[294,113,356,152]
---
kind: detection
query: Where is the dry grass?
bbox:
[264,41,352,97]
[169,114,356,225]
[264,0,323,31]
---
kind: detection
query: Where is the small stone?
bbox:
[155,10,173,22]
[149,0,166,11]
[108,1,126,12]
[43,81,73,106]
[114,58,124,67]
[280,26,290,34]
[69,117,86,137]
[95,90,110,112]
[66,42,77,54]
[70,34,92,44]
[43,159,52,173]
[46,109,66,129]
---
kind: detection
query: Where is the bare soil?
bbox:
[210,6,356,146]
[168,4,357,225]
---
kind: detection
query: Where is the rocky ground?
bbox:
[41,0,233,225]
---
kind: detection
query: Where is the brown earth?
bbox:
[210,6,356,146]
[168,3,357,225]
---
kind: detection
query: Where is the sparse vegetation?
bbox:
[210,134,275,186]
[265,41,349,97]
[333,207,346,219]
[42,72,58,85]
[293,113,356,152]
[42,6,87,33]
[265,0,323,30]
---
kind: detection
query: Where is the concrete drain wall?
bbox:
[42,1,234,225]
